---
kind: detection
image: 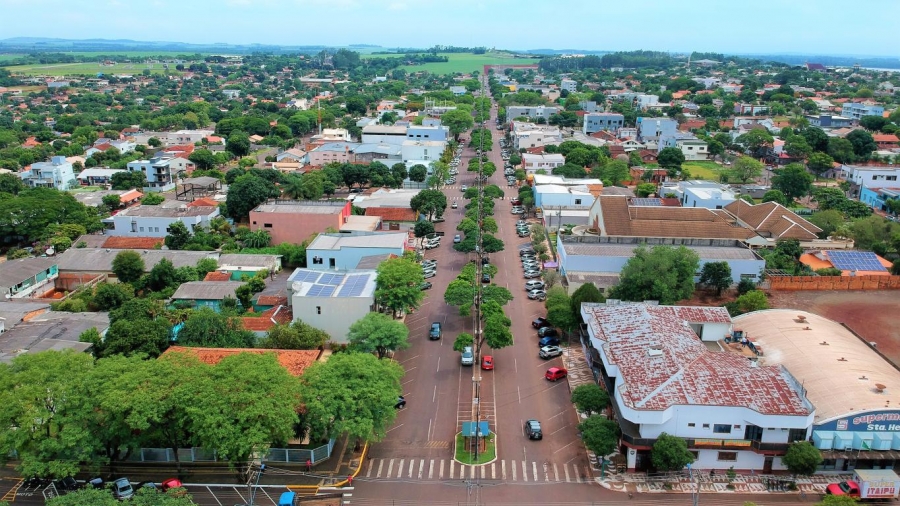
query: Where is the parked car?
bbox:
[538,327,558,338]
[481,272,491,283]
[539,345,563,359]
[481,355,494,370]
[423,270,436,279]
[160,478,185,496]
[538,336,560,347]
[532,317,550,329]
[510,198,521,205]
[420,282,433,290]
[528,289,547,301]
[461,185,468,192]
[55,477,80,492]
[545,367,568,381]
[523,270,541,279]
[524,419,543,440]
[112,478,134,500]
[525,280,545,291]
[394,395,407,409]
[461,346,474,366]
[429,322,442,340]
[454,234,461,243]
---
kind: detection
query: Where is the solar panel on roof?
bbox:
[290,270,320,283]
[321,274,345,285]
[827,251,886,272]
[631,198,662,207]
[318,285,335,297]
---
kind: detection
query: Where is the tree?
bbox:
[110,171,146,190]
[860,115,888,132]
[781,441,822,476]
[147,258,178,292]
[226,174,277,220]
[188,149,217,170]
[807,152,835,179]
[176,308,256,348]
[578,415,619,458]
[453,332,474,352]
[164,221,191,250]
[570,283,605,317]
[827,136,856,165]
[410,189,447,220]
[413,220,435,247]
[784,135,812,160]
[800,126,829,152]
[651,433,694,473]
[730,156,764,183]
[49,487,195,505]
[635,183,657,198]
[657,147,685,176]
[93,282,134,311]
[846,129,877,159]
[260,320,329,350]
[112,250,145,283]
[699,261,732,296]
[242,229,271,248]
[408,164,427,183]
[102,193,122,211]
[547,297,578,336]
[374,257,425,316]
[609,245,699,305]
[727,290,770,317]
[226,131,251,157]
[0,173,24,195]
[348,312,410,358]
[441,109,475,140]
[808,209,844,238]
[300,352,403,442]
[761,189,788,206]
[736,129,774,157]
[570,384,610,416]
[771,163,813,202]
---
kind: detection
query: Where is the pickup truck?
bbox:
[826,469,900,500]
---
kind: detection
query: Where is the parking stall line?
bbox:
[565,464,571,482]
[440,459,445,479]
[408,459,414,478]
[553,463,560,482]
[532,462,538,482]
[207,486,223,506]
[520,460,527,482]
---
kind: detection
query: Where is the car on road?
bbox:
[454,234,461,243]
[539,345,563,359]
[517,229,530,237]
[420,282,433,290]
[461,185,468,192]
[528,289,547,301]
[524,420,543,440]
[429,322,442,340]
[525,280,545,291]
[112,478,134,500]
[461,346,474,366]
[545,367,568,381]
[532,317,550,329]
[481,272,491,283]
[523,270,541,279]
[423,270,435,279]
[538,327,558,338]
[510,198,521,205]
[481,355,494,370]
[511,207,524,214]
[539,336,560,347]
[451,202,458,209]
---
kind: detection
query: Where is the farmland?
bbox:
[3,61,181,77]
[362,52,539,75]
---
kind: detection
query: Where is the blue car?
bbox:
[538,336,560,347]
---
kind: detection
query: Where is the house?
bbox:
[510,122,563,150]
[578,100,603,113]
[860,187,900,212]
[171,281,246,310]
[287,268,377,343]
[306,142,360,166]
[520,153,564,174]
[806,62,827,72]
[506,106,560,122]
[874,134,900,150]
[533,184,595,209]
[449,86,467,96]
[217,254,282,279]
[309,128,352,145]
[806,114,854,129]
[734,103,769,115]
[106,205,219,237]
[56,248,216,279]
[126,155,191,192]
[73,189,141,208]
[306,232,408,271]
[560,79,577,92]
[401,140,445,162]
[661,180,736,209]
[250,200,351,246]
[842,102,884,121]
[0,257,59,300]
[724,200,823,246]
[0,311,108,363]
[799,250,892,276]
[582,113,624,135]
[222,89,241,99]
[276,148,307,163]
[163,345,318,376]
[582,302,813,473]
[658,134,709,160]
[75,167,124,186]
[18,156,76,190]
[636,117,677,144]
[841,165,900,197]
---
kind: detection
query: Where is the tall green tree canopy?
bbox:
[651,433,694,472]
[375,257,425,316]
[609,245,700,305]
[771,163,813,202]
[226,174,278,220]
[347,312,410,358]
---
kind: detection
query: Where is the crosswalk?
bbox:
[362,458,592,483]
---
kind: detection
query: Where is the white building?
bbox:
[18,156,76,190]
[841,165,900,191]
[533,184,595,209]
[306,232,407,271]
[105,205,219,237]
[522,153,565,174]
[287,268,377,343]
[560,79,577,92]
[126,155,192,192]
[361,125,408,146]
[661,181,737,209]
[506,106,560,122]
[401,140,446,162]
[511,122,563,150]
[581,302,814,473]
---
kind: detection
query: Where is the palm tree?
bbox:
[243,230,271,249]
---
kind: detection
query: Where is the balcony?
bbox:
[619,433,791,454]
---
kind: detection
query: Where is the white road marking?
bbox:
[511,460,516,481]
[564,464,571,482]
[532,461,538,482]
[386,423,403,433]
[376,459,385,478]
[436,357,441,372]
[397,459,404,478]
[408,459,414,478]
[521,460,528,482]
[573,464,581,483]
[502,460,507,480]
[206,487,223,506]
[553,463,560,482]
[449,460,455,480]
[432,385,437,402]
[439,459,445,479]
[480,465,485,479]
[491,462,496,480]
[365,458,373,478]
[543,462,550,482]
[428,459,434,480]
[385,459,393,478]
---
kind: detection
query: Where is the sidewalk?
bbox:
[598,470,852,496]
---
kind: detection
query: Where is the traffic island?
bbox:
[454,421,496,465]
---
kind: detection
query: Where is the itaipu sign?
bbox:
[816,411,900,432]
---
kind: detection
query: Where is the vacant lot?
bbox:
[683,160,725,180]
[769,290,900,365]
[4,61,181,76]
[363,52,536,75]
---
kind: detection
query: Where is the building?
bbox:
[522,153,566,174]
[582,113,625,135]
[799,250,892,276]
[401,140,445,162]
[558,236,765,288]
[560,79,577,92]
[406,125,449,143]
[510,122,563,150]
[0,257,59,300]
[661,181,737,209]
[860,187,900,212]
[533,184,595,209]
[222,89,241,99]
[582,302,814,472]
[734,310,900,472]
[0,311,107,363]
[276,148,307,163]
[217,254,282,279]
[170,281,246,311]
[56,248,217,280]
[306,232,407,270]
[664,135,709,161]
[249,200,352,246]
[106,205,219,237]
[361,125,408,146]
[506,106,560,122]
[18,156,76,190]
[842,103,885,121]
[126,155,192,192]
[734,104,769,115]
[874,134,900,150]
[75,167,124,186]
[636,117,678,143]
[287,269,377,343]
[73,189,142,208]
[724,200,824,246]
[306,142,360,166]
[806,114,854,129]
[449,86,467,96]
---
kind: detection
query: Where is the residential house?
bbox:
[126,155,191,192]
[578,101,603,113]
[106,205,219,237]
[306,232,408,271]
[860,187,900,213]
[522,153,566,174]
[724,200,824,247]
[506,106,560,122]
[0,257,59,300]
[874,134,899,150]
[306,142,360,166]
[636,117,678,145]
[171,281,246,311]
[276,148,307,163]
[511,121,563,150]
[75,167,124,186]
[734,103,769,115]
[580,302,813,473]
[806,115,854,129]
[73,189,142,208]
[841,165,900,198]
[449,86,467,96]
[18,156,76,190]
[661,181,736,209]
[533,184,595,209]
[249,200,352,246]
[287,268,377,343]
[222,89,241,99]
[658,134,709,160]
[352,143,401,163]
[842,102,885,121]
[217,254,282,280]
[799,250,891,276]
[56,249,216,280]
[0,311,107,363]
[582,113,625,135]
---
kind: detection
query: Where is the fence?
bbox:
[126,439,335,464]
[767,274,900,291]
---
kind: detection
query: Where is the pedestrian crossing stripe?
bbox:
[363,458,590,483]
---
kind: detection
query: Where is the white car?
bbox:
[540,345,563,359]
[525,280,545,291]
[453,234,461,243]
[461,185,468,192]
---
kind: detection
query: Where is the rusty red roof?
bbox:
[102,236,164,249]
[163,343,318,376]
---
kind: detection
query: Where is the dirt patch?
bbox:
[769,290,900,365]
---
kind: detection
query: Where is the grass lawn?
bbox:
[455,433,496,465]
[4,61,182,76]
[67,186,106,194]
[362,52,537,75]
[682,161,726,180]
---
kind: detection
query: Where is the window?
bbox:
[688,423,696,428]
[713,424,732,434]
[575,199,582,205]
[702,424,710,429]
[264,223,273,228]
[718,452,737,462]
[139,227,144,232]
[313,256,323,265]
[788,428,807,443]
[316,306,321,315]
[744,425,763,441]
[690,451,699,460]
[734,425,741,429]
[329,258,336,268]
[888,176,897,181]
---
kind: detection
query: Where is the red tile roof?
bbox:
[583,303,810,415]
[240,305,294,332]
[187,197,220,207]
[102,236,164,249]
[365,207,417,222]
[203,271,232,282]
[163,343,319,376]
[873,134,899,143]
[119,189,143,202]
[256,295,288,306]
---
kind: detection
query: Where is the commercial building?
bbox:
[249,200,352,246]
[287,269,377,343]
[582,113,624,135]
[306,232,408,271]
[521,153,566,174]
[636,117,678,144]
[401,140,445,162]
[661,181,737,209]
[506,106,560,122]
[361,125,408,146]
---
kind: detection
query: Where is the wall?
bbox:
[306,245,404,271]
[768,275,900,291]
[291,296,373,343]
[250,211,340,245]
[109,213,214,237]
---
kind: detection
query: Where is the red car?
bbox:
[545,367,568,381]
[481,355,494,370]
[161,478,185,496]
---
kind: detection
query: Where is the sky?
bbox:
[1,0,899,57]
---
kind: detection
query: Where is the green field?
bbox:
[362,52,537,75]
[4,61,181,77]
[0,54,26,62]
[682,161,726,180]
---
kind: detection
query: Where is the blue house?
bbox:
[306,232,408,271]
[860,187,900,212]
